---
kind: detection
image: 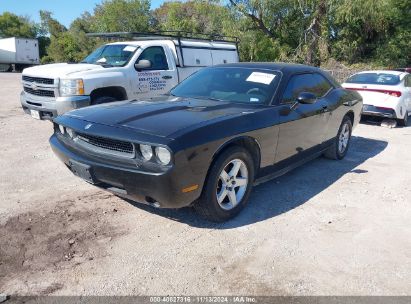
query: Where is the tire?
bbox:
[324,116,352,160]
[91,96,117,105]
[0,64,12,72]
[398,111,408,127]
[194,146,255,222]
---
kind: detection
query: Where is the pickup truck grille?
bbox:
[24,86,55,97]
[22,75,54,85]
[76,133,135,156]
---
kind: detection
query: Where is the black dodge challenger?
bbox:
[50,63,362,222]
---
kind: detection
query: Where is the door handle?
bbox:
[162,75,172,79]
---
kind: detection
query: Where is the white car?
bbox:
[342,70,411,126]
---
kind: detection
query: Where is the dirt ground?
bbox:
[0,72,410,296]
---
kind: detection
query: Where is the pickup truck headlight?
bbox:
[59,79,85,96]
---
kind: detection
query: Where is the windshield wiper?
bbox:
[189,95,226,102]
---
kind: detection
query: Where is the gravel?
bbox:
[0,72,410,296]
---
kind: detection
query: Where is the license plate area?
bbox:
[30,109,41,120]
[69,160,95,184]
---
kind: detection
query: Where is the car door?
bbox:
[132,46,178,99]
[274,73,333,163]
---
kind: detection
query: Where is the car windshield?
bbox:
[170,67,281,104]
[346,73,400,85]
[81,44,138,67]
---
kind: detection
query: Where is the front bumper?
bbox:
[49,134,202,209]
[20,91,91,120]
[361,104,398,119]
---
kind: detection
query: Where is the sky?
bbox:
[0,0,166,27]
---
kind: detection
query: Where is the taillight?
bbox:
[345,87,402,97]
[387,91,401,97]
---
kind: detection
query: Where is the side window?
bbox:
[137,46,169,70]
[406,75,411,87]
[282,73,333,104]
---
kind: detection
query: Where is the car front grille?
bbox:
[76,133,135,156]
[22,75,54,85]
[24,86,55,97]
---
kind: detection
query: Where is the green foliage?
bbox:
[153,1,233,34]
[0,0,409,67]
[92,0,151,32]
[0,12,37,38]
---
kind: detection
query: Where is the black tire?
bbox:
[324,116,352,160]
[91,96,117,105]
[194,146,255,222]
[398,111,408,127]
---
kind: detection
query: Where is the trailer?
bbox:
[0,37,40,72]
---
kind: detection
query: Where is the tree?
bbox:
[0,12,37,38]
[227,0,332,66]
[70,12,99,60]
[39,11,80,63]
[39,10,67,37]
[92,0,151,32]
[153,1,236,36]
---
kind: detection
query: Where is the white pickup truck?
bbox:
[20,33,239,120]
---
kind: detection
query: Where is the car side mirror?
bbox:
[297,92,317,104]
[134,59,152,71]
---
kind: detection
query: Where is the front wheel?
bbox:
[324,116,352,160]
[398,111,408,127]
[194,146,255,222]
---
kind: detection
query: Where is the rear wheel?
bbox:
[398,111,408,127]
[194,146,255,222]
[324,116,352,160]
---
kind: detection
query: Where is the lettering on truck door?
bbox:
[133,46,178,98]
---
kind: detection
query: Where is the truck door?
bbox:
[132,46,178,99]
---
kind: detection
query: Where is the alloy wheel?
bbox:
[216,159,249,210]
[338,122,350,154]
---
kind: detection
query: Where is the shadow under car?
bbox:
[121,136,388,229]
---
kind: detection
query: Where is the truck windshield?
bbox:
[346,73,401,85]
[81,44,138,67]
[170,67,281,104]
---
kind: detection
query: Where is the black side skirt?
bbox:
[254,139,334,186]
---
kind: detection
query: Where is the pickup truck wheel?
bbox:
[324,116,352,160]
[398,111,408,127]
[92,96,117,105]
[194,146,255,222]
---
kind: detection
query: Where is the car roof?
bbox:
[354,70,404,76]
[214,62,324,73]
[348,70,409,80]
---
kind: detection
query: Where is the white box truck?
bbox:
[0,37,40,72]
[20,32,239,120]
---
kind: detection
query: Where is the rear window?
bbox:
[346,73,400,85]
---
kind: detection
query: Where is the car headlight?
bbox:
[59,79,84,96]
[66,127,74,139]
[139,144,153,160]
[155,147,171,165]
[58,124,65,134]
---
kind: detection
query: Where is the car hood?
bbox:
[23,63,104,78]
[65,97,261,138]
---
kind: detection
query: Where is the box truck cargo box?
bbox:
[0,37,40,72]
